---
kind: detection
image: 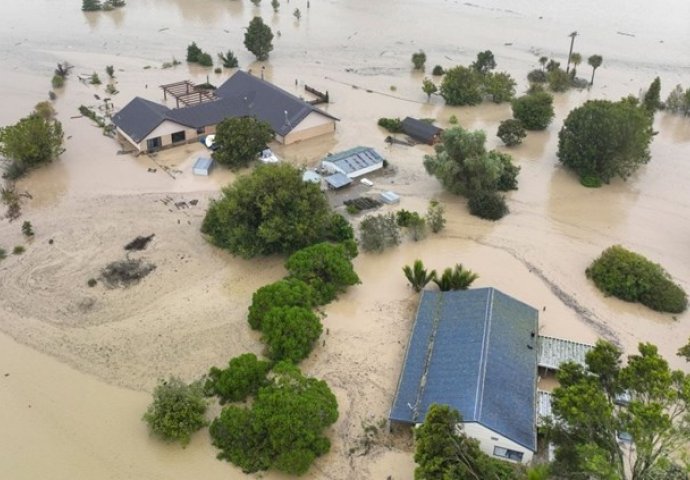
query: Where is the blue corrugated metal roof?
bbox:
[324,172,352,189]
[390,288,538,451]
[324,146,383,175]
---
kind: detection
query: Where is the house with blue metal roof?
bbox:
[112,71,338,153]
[390,287,539,464]
[321,146,384,179]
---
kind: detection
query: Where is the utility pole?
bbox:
[566,31,578,74]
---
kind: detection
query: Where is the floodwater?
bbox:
[1,0,689,479]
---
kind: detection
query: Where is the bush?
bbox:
[324,213,355,243]
[432,65,444,76]
[586,245,687,313]
[411,50,427,70]
[143,377,208,446]
[187,42,202,62]
[527,69,547,83]
[100,258,156,287]
[359,213,400,253]
[262,306,323,363]
[440,66,483,106]
[90,72,101,85]
[13,245,25,255]
[197,52,213,67]
[547,68,570,92]
[496,119,526,147]
[468,191,508,220]
[52,73,65,88]
[426,200,446,233]
[87,278,98,287]
[0,247,6,261]
[396,209,418,227]
[580,175,602,188]
[0,113,64,179]
[205,353,271,404]
[511,92,554,130]
[105,65,115,78]
[218,50,239,69]
[248,278,314,330]
[21,221,34,237]
[377,117,403,133]
[285,242,359,305]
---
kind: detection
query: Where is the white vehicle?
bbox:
[259,148,280,164]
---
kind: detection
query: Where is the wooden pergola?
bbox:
[160,80,216,107]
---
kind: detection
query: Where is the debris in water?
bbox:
[124,234,155,251]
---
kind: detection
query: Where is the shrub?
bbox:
[468,191,508,220]
[580,175,602,188]
[411,50,427,70]
[547,68,570,92]
[448,114,458,125]
[433,264,479,291]
[214,67,222,74]
[100,258,156,287]
[511,91,554,130]
[496,119,526,147]
[247,278,314,330]
[105,65,115,78]
[377,117,403,133]
[90,72,101,85]
[0,247,6,261]
[21,221,34,237]
[324,213,355,243]
[143,377,208,446]
[218,50,239,69]
[87,278,98,287]
[426,200,446,233]
[205,353,270,403]
[262,306,323,363]
[187,42,202,62]
[440,65,483,106]
[527,69,547,83]
[586,245,687,313]
[51,75,65,89]
[13,245,25,255]
[359,213,400,253]
[197,52,213,67]
[82,0,102,11]
[403,260,436,292]
[396,209,417,227]
[432,65,444,76]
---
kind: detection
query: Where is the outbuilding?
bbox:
[192,156,214,176]
[321,146,384,179]
[401,117,443,145]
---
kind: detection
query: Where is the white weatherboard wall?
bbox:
[283,111,336,144]
[461,422,534,464]
[140,120,197,151]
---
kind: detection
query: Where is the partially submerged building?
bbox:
[112,71,338,153]
[390,288,539,464]
[401,117,443,145]
[321,146,384,179]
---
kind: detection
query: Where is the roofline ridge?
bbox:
[474,288,494,420]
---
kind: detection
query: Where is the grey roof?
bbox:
[537,336,593,370]
[113,71,339,141]
[323,146,384,175]
[324,172,352,189]
[401,117,443,144]
[216,71,338,136]
[390,288,539,451]
[111,97,171,143]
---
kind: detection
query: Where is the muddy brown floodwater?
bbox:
[1,0,689,479]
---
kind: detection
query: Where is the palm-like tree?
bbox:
[403,260,436,293]
[569,52,582,78]
[588,54,603,85]
[433,264,479,291]
[539,56,548,72]
[566,31,578,73]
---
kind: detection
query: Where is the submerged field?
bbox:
[1,0,689,478]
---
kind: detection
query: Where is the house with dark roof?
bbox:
[390,287,539,464]
[321,146,384,179]
[112,71,339,153]
[401,117,443,145]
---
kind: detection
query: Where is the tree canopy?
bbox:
[204,353,271,404]
[202,164,347,258]
[0,112,64,179]
[212,116,274,169]
[496,118,526,147]
[244,17,274,61]
[440,66,483,106]
[483,71,516,104]
[557,98,654,184]
[143,377,208,446]
[414,404,521,480]
[470,50,497,75]
[549,340,690,480]
[210,362,338,475]
[261,306,323,363]
[248,278,314,330]
[285,242,360,304]
[511,91,555,131]
[642,76,662,115]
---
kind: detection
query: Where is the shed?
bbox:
[401,117,443,145]
[193,156,214,176]
[390,288,539,464]
[324,172,352,190]
[321,146,384,178]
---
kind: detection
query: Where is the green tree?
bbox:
[143,377,208,446]
[432,65,444,76]
[212,116,274,169]
[483,71,516,103]
[471,50,496,75]
[271,0,279,12]
[422,78,437,101]
[218,50,239,68]
[262,306,322,362]
[247,278,314,330]
[244,17,274,61]
[21,221,34,237]
[643,77,662,115]
[82,0,102,11]
[201,164,333,257]
[549,341,690,480]
[558,98,653,183]
[411,50,427,70]
[425,200,446,233]
[415,404,520,480]
[186,42,202,62]
[497,118,526,146]
[0,113,65,180]
[547,68,570,92]
[293,8,301,21]
[468,190,509,220]
[105,65,115,78]
[538,56,548,71]
[251,0,261,5]
[433,264,479,291]
[511,91,555,130]
[285,242,359,305]
[665,84,690,116]
[403,260,436,292]
[359,213,400,253]
[34,101,56,121]
[440,66,483,106]
[205,353,270,404]
[569,52,582,78]
[586,245,687,313]
[210,362,338,475]
[588,54,603,85]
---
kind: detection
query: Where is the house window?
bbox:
[146,137,162,151]
[171,131,186,143]
[493,446,524,462]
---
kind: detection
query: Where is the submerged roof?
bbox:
[113,71,339,140]
[537,336,593,370]
[390,288,539,451]
[323,146,384,175]
[401,117,443,143]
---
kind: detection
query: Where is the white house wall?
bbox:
[461,422,534,464]
[283,111,336,144]
[116,127,142,153]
